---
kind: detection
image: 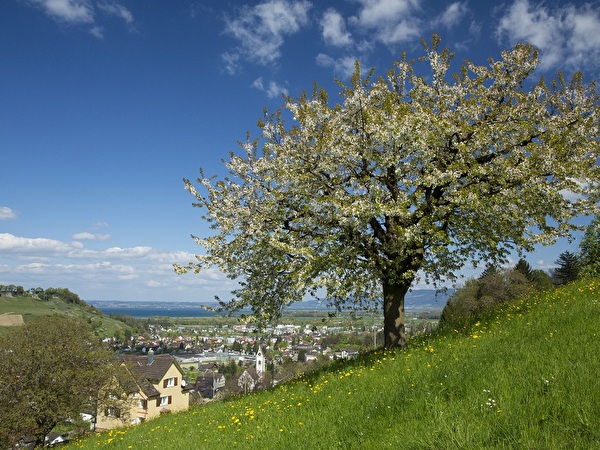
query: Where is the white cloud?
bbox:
[0,233,150,260]
[321,8,353,47]
[223,0,311,70]
[72,232,111,241]
[83,233,102,240]
[316,53,360,78]
[98,1,133,24]
[433,2,469,29]
[496,0,600,71]
[90,25,104,38]
[0,233,75,254]
[105,246,153,257]
[252,77,289,98]
[221,52,240,76]
[25,0,134,37]
[0,207,17,220]
[350,0,422,45]
[27,0,94,24]
[353,0,420,28]
[563,4,600,69]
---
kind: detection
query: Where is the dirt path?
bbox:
[0,312,24,326]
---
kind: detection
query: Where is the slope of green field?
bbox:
[69,278,600,449]
[0,295,132,338]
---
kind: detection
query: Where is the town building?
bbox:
[96,350,191,431]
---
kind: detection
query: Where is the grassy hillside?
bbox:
[68,278,600,449]
[0,295,132,339]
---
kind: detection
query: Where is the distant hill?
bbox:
[405,288,451,310]
[89,289,451,317]
[286,289,451,312]
[0,294,133,338]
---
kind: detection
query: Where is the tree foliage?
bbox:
[0,316,116,447]
[39,287,86,305]
[578,215,600,278]
[179,35,599,348]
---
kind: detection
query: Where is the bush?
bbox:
[439,268,533,330]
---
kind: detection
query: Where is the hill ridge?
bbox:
[0,294,132,338]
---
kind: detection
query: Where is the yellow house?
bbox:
[96,350,190,430]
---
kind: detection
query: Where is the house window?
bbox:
[138,399,147,409]
[157,395,172,407]
[105,406,121,418]
[163,377,178,388]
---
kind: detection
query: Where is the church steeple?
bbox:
[255,347,265,381]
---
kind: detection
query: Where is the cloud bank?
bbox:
[496,0,600,72]
[0,233,234,301]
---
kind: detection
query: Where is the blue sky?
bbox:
[1,0,598,302]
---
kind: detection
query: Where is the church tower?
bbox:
[255,347,265,381]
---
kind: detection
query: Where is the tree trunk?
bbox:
[382,278,410,348]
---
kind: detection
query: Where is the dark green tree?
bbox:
[551,251,580,285]
[220,359,240,379]
[297,348,307,363]
[231,340,243,352]
[579,216,600,278]
[514,258,534,281]
[530,269,554,291]
[479,263,500,280]
[513,258,553,290]
[0,316,115,448]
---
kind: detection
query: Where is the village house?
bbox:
[195,369,226,400]
[96,350,191,431]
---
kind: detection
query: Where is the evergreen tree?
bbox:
[514,258,534,282]
[551,251,580,285]
[479,263,500,280]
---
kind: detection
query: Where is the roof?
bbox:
[118,353,185,398]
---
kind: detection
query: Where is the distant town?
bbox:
[89,290,448,400]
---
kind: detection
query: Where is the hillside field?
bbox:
[0,295,132,338]
[69,278,600,449]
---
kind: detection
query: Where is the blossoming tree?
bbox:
[179,36,599,348]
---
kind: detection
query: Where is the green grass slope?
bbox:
[70,279,600,449]
[0,295,132,339]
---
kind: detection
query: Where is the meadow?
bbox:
[0,295,132,338]
[69,278,600,449]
